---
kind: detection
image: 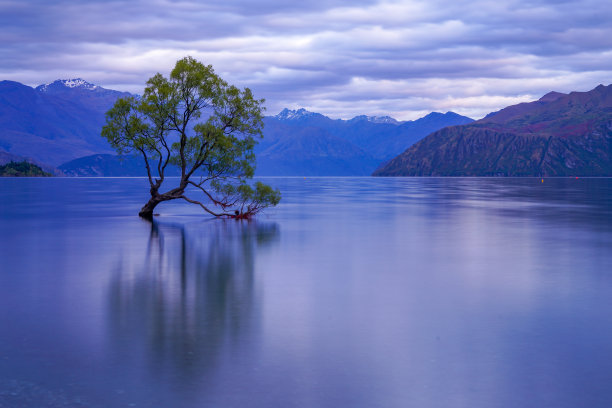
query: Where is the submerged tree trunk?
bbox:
[139,185,186,219]
[139,196,164,220]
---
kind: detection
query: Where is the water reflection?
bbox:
[2,178,612,408]
[106,219,279,392]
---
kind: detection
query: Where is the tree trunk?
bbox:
[139,196,163,220]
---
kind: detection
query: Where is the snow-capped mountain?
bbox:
[257,108,474,175]
[0,79,133,166]
[36,78,133,116]
[276,109,402,125]
[36,78,99,92]
[274,108,325,121]
[35,79,131,105]
[349,115,403,125]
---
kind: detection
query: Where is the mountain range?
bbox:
[256,109,473,175]
[0,79,473,176]
[4,78,610,177]
[374,84,612,176]
[0,79,130,166]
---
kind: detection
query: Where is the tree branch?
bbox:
[179,195,234,217]
[139,148,155,188]
[187,180,238,209]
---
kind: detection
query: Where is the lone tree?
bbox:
[102,57,280,219]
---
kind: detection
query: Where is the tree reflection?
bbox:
[106,218,279,390]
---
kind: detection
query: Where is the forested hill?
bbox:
[0,161,52,177]
[374,84,612,177]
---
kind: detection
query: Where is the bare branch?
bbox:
[187,180,239,209]
[179,195,231,217]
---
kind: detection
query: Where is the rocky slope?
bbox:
[374,85,612,176]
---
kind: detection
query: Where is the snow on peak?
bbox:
[275,108,401,124]
[38,78,99,92]
[369,115,400,124]
[350,115,401,125]
[275,108,318,120]
[61,78,98,89]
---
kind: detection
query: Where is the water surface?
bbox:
[1,177,611,407]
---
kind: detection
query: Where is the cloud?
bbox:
[1,0,611,119]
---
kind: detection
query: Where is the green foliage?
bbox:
[102,56,280,217]
[0,161,52,177]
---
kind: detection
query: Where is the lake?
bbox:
[1,177,612,408]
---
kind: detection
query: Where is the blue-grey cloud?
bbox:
[0,0,611,119]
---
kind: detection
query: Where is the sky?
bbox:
[1,0,611,120]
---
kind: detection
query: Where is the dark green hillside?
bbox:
[0,161,53,176]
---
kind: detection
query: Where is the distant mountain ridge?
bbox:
[276,108,403,125]
[258,108,473,175]
[0,78,473,176]
[37,78,100,92]
[0,79,132,166]
[59,154,182,177]
[62,108,471,177]
[349,115,402,125]
[374,84,612,176]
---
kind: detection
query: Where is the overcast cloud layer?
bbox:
[1,0,611,119]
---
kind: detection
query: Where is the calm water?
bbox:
[1,177,612,408]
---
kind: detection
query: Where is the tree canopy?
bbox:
[102,57,280,219]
